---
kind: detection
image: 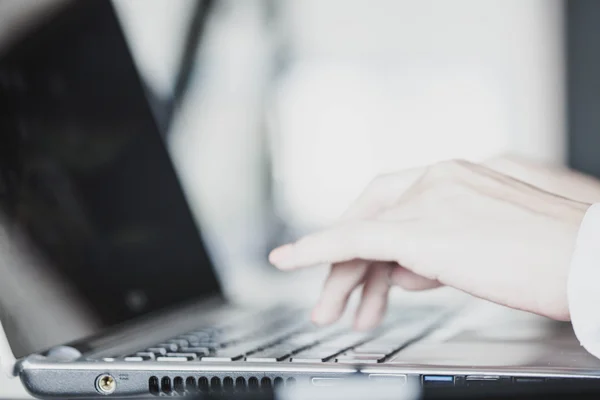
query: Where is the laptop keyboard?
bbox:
[122,306,446,364]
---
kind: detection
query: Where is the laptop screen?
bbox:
[0,0,223,350]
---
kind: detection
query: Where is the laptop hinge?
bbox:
[0,318,18,378]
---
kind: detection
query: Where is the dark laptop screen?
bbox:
[0,0,222,328]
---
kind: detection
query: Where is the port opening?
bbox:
[465,375,510,387]
[95,374,116,395]
[422,375,454,387]
[514,377,545,384]
[369,374,407,385]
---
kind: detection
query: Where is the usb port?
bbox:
[514,377,545,384]
[465,375,509,387]
[422,375,454,387]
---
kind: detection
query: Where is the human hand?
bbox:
[269,160,589,330]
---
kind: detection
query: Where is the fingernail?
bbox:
[269,244,295,269]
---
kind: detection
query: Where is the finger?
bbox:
[310,172,422,326]
[354,262,392,331]
[339,168,425,221]
[270,221,409,270]
[269,170,423,268]
[311,259,370,326]
[391,266,442,291]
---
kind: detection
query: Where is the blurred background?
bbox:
[113,0,567,290]
[1,0,599,381]
[118,0,566,268]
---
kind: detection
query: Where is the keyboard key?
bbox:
[134,352,156,360]
[181,333,210,342]
[166,353,197,361]
[201,355,244,362]
[320,332,373,349]
[189,340,220,348]
[342,351,386,358]
[156,343,178,352]
[193,328,223,337]
[352,345,395,354]
[179,347,211,356]
[246,346,295,362]
[336,355,382,364]
[157,356,192,362]
[200,345,254,361]
[245,355,290,362]
[365,330,429,348]
[167,339,190,348]
[214,326,260,344]
[124,356,144,362]
[291,348,340,363]
[146,347,167,356]
[200,336,274,361]
[282,331,335,348]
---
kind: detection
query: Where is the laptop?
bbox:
[1,1,600,398]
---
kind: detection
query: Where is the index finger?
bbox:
[269,221,407,270]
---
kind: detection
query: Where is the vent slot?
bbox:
[274,377,284,389]
[173,377,184,394]
[185,377,197,392]
[149,376,159,395]
[148,374,292,395]
[261,377,272,389]
[210,376,222,391]
[248,376,259,390]
[161,377,172,394]
[198,376,209,393]
[236,377,247,391]
[223,376,234,391]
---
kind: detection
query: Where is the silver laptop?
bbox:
[1,1,600,398]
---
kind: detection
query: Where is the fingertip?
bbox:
[311,305,339,326]
[310,306,329,326]
[269,244,295,269]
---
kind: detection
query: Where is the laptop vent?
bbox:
[149,375,291,395]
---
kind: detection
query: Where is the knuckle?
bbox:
[421,159,475,196]
[430,159,473,177]
[367,173,396,193]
